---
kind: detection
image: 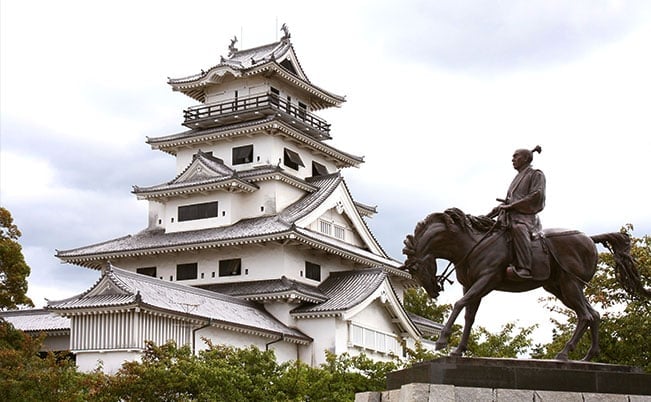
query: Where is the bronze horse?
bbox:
[401,208,650,361]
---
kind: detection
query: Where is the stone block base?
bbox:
[355,383,651,402]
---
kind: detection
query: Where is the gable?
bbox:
[294,181,386,257]
[85,275,131,298]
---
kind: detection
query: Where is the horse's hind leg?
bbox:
[582,306,600,361]
[545,280,600,361]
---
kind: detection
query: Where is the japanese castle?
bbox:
[2,28,440,373]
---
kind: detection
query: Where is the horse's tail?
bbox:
[591,232,651,299]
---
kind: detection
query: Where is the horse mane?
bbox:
[406,208,496,258]
[413,208,494,239]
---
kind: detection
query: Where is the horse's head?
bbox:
[400,212,460,299]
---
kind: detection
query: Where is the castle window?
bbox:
[219,258,242,276]
[305,261,321,281]
[233,145,253,165]
[178,201,218,222]
[284,148,304,170]
[176,263,198,280]
[334,225,346,240]
[136,267,156,277]
[319,220,332,235]
[312,161,328,177]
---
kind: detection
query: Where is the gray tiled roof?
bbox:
[169,41,293,84]
[407,312,444,332]
[56,215,291,260]
[48,266,309,342]
[199,276,328,303]
[291,269,387,315]
[0,309,70,332]
[167,38,343,105]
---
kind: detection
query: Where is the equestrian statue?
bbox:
[401,146,650,361]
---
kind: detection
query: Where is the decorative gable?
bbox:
[295,180,386,257]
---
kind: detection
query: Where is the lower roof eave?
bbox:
[209,321,311,345]
[57,230,299,269]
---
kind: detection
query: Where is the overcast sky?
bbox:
[2,0,650,348]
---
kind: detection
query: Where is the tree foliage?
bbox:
[0,207,33,310]
[532,226,651,371]
[0,319,105,401]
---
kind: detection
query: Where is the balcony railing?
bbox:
[183,93,331,137]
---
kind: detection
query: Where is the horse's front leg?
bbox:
[436,275,496,352]
[451,296,481,356]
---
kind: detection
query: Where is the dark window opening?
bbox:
[283,148,305,170]
[178,201,218,222]
[219,258,242,276]
[298,101,307,119]
[232,145,253,165]
[176,263,198,280]
[286,96,292,113]
[312,161,328,177]
[136,267,157,277]
[305,261,321,281]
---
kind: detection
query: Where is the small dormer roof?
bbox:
[132,150,319,200]
[168,32,344,109]
[132,150,258,199]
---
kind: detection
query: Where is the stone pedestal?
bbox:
[387,357,650,395]
[355,357,651,401]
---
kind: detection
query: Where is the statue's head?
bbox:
[512,145,541,170]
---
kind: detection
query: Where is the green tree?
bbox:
[0,319,104,401]
[532,227,651,371]
[0,207,33,310]
[465,322,536,358]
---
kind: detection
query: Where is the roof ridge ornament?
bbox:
[280,23,291,42]
[228,35,238,57]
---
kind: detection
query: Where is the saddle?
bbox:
[529,232,550,281]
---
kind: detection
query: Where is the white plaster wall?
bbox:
[112,242,360,287]
[75,350,141,374]
[349,300,396,335]
[295,317,337,366]
[194,326,298,364]
[203,76,267,104]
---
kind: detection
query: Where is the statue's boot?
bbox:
[506,266,532,281]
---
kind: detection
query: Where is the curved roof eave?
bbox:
[146,119,364,168]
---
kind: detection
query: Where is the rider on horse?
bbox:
[486,145,545,280]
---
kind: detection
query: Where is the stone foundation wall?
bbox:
[355,383,651,402]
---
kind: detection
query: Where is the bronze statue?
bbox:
[486,145,544,280]
[401,149,650,360]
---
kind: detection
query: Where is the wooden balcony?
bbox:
[183,93,331,139]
